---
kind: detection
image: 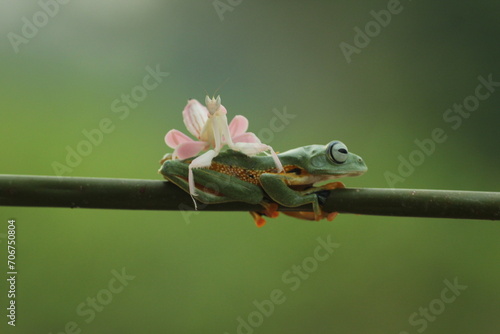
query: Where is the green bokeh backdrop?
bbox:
[1,1,499,333]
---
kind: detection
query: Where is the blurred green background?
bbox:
[1,1,499,333]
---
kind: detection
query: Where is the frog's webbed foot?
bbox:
[249,212,267,227]
[285,181,345,221]
[249,202,279,227]
[300,181,345,195]
[314,181,344,220]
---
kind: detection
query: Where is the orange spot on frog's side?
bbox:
[208,163,309,185]
[208,162,276,185]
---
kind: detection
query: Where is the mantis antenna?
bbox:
[200,77,231,99]
[212,77,231,97]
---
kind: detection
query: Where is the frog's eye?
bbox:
[327,141,348,164]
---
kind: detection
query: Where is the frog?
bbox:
[159,140,367,227]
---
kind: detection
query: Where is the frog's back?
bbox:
[212,150,277,170]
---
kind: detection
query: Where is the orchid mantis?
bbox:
[164,96,284,208]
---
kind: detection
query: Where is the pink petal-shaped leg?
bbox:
[231,143,284,172]
[228,115,249,137]
[232,132,261,144]
[175,141,209,160]
[183,99,209,139]
[231,142,269,155]
[165,129,194,149]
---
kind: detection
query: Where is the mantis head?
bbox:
[205,95,223,115]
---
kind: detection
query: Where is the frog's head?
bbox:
[305,140,367,178]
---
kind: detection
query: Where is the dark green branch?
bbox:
[0,175,499,220]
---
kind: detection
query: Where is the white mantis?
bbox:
[164,96,284,208]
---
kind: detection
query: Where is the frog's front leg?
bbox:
[299,181,345,195]
[281,182,345,221]
[259,173,323,220]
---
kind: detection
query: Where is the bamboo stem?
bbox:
[0,175,499,220]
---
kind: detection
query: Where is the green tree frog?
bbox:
[159,140,367,227]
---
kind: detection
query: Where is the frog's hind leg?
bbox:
[161,160,264,207]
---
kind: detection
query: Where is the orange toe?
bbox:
[255,217,266,227]
[261,203,279,217]
[326,212,338,221]
[249,211,267,228]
